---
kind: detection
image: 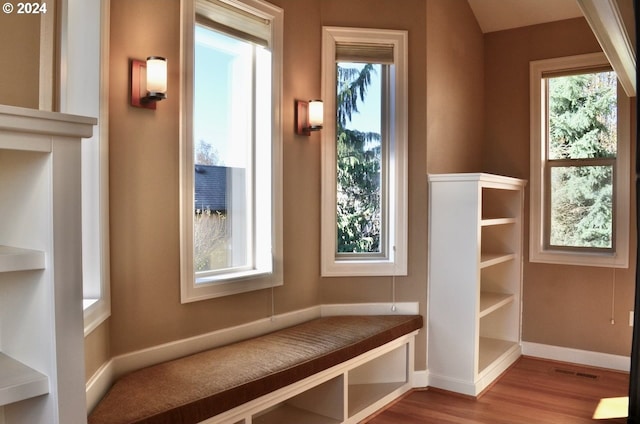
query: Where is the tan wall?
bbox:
[483,18,636,356]
[0,12,40,108]
[426,0,484,174]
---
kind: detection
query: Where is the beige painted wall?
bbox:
[426,0,484,174]
[483,18,636,356]
[0,12,40,108]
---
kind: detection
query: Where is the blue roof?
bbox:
[194,165,228,212]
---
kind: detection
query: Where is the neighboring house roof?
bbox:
[194,165,227,212]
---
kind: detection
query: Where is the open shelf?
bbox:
[348,382,405,417]
[0,245,45,273]
[253,404,341,424]
[252,374,343,424]
[347,343,408,418]
[481,217,516,227]
[479,292,514,318]
[480,253,515,268]
[0,352,49,406]
[478,337,518,375]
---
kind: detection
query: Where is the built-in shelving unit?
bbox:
[202,335,417,424]
[428,173,526,396]
[0,105,95,424]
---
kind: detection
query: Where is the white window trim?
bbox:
[529,52,630,268]
[83,0,111,335]
[320,26,408,277]
[180,0,283,302]
[59,0,111,335]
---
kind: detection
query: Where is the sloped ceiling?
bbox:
[467,0,583,33]
[467,0,636,95]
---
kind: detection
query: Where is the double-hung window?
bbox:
[180,0,283,302]
[320,27,408,276]
[529,52,630,268]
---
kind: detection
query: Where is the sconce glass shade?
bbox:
[295,99,323,136]
[146,56,167,100]
[308,100,323,129]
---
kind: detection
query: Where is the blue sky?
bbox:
[194,29,383,165]
[341,62,382,135]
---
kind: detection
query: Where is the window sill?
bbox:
[83,298,98,310]
[196,269,273,285]
[84,296,111,336]
[321,258,407,277]
[182,269,283,303]
[529,248,628,268]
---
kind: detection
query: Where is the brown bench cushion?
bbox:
[88,314,423,424]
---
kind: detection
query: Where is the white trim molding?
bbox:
[577,0,636,97]
[413,369,430,389]
[522,341,630,372]
[321,302,419,316]
[320,26,409,277]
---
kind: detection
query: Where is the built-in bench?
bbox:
[88,314,423,424]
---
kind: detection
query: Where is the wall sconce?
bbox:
[295,99,323,136]
[130,56,167,109]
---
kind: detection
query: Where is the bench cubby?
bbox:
[252,375,344,424]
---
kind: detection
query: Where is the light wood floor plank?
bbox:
[364,357,629,423]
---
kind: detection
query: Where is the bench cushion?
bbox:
[88,314,422,424]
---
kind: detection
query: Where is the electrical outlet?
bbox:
[630,311,634,327]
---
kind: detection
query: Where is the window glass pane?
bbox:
[549,165,613,248]
[194,25,253,273]
[335,62,383,254]
[548,71,617,160]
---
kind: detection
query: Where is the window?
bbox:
[321,27,408,276]
[180,0,283,302]
[529,53,630,268]
[58,0,111,335]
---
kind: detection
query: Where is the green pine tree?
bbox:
[335,63,382,253]
[548,71,617,248]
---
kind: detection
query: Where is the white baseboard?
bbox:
[86,302,422,412]
[522,341,630,372]
[85,359,115,413]
[427,373,477,396]
[412,369,429,388]
[321,302,420,316]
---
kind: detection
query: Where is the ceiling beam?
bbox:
[577,0,636,97]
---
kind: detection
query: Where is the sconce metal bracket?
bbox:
[130,59,156,110]
[295,100,311,136]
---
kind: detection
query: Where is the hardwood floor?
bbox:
[364,357,629,424]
